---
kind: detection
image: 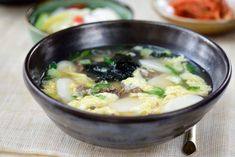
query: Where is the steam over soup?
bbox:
[41,45,212,116]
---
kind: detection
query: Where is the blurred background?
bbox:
[1,0,235,43]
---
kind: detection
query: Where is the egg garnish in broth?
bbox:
[41,45,212,116]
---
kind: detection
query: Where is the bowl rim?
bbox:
[152,0,235,25]
[25,0,134,36]
[23,20,232,123]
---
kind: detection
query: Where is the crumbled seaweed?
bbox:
[85,54,139,81]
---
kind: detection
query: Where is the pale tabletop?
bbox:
[0,0,235,157]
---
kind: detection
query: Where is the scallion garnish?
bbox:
[145,87,165,97]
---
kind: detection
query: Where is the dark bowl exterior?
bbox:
[23,21,231,149]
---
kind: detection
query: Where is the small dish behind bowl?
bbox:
[23,21,231,149]
[153,0,235,34]
[26,0,133,43]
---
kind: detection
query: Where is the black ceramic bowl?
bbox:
[23,20,231,149]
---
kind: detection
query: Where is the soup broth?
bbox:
[41,45,212,116]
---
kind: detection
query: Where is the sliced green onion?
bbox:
[47,68,60,78]
[79,59,91,65]
[49,62,57,69]
[90,82,111,94]
[181,80,200,91]
[69,50,92,61]
[162,50,172,56]
[44,62,60,79]
[140,48,153,57]
[95,95,107,100]
[145,87,165,97]
[79,50,92,59]
[104,56,114,65]
[185,62,198,74]
[187,86,200,91]
[43,75,53,81]
[165,64,180,75]
[72,95,78,99]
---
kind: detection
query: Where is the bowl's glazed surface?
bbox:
[23,21,231,149]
